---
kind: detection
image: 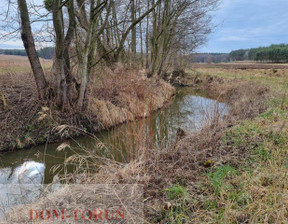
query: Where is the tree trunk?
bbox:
[145,0,150,69]
[17,0,48,100]
[52,0,68,108]
[139,1,144,67]
[77,0,98,110]
[114,0,161,62]
[64,0,77,104]
[131,0,137,57]
[150,0,159,75]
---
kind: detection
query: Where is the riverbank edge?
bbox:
[0,74,175,153]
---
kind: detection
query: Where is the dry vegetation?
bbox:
[0,56,175,152]
[191,62,288,70]
[189,62,288,91]
[88,69,175,129]
[181,63,288,223]
[2,62,288,223]
[6,62,288,223]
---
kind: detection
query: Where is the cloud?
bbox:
[219,36,250,41]
[217,27,267,41]
[0,40,23,49]
[198,0,288,52]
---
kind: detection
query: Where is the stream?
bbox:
[0,88,229,185]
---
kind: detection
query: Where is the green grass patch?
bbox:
[165,184,187,200]
[253,145,271,161]
[222,121,262,148]
[207,165,237,193]
[156,184,190,223]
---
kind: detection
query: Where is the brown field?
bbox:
[189,62,288,92]
[191,62,288,69]
[0,54,52,74]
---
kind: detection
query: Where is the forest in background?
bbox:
[190,44,288,63]
[4,43,287,64]
[189,53,229,63]
[229,44,288,62]
[0,47,54,59]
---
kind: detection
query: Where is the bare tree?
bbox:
[1,0,219,110]
[17,0,48,99]
[47,0,76,108]
[148,0,219,76]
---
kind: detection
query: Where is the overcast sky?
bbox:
[1,0,288,53]
[197,0,288,53]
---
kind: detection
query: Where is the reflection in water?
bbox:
[0,88,229,185]
[0,162,45,219]
[0,162,44,184]
[14,161,45,184]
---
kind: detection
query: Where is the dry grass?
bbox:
[0,55,52,75]
[190,109,288,223]
[178,63,288,223]
[0,64,175,151]
[191,62,288,69]
[87,68,175,129]
[59,65,287,223]
[188,63,288,92]
[5,70,276,223]
[0,71,42,150]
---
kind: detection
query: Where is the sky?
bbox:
[1,0,288,53]
[197,0,288,53]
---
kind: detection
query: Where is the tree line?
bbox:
[229,44,288,62]
[0,47,54,59]
[190,53,229,63]
[1,0,218,110]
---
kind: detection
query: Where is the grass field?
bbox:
[0,54,52,74]
[189,62,288,91]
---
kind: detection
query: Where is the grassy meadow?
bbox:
[190,63,288,91]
